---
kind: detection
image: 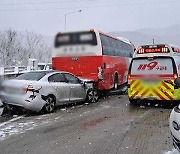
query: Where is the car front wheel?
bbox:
[86,89,99,103]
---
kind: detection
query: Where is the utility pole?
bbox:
[64,10,82,32]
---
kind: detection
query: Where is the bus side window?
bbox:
[115,40,119,56]
[100,34,110,55]
[108,37,114,56]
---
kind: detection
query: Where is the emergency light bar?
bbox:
[173,47,180,53]
[137,46,169,54]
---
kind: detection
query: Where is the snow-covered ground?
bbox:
[0,114,52,141]
[0,95,176,153]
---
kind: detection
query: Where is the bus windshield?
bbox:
[130,57,174,79]
[55,31,97,47]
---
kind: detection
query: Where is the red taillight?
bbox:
[128,74,131,82]
[127,74,131,88]
[174,74,178,80]
[27,88,35,92]
[127,74,132,88]
[22,86,35,92]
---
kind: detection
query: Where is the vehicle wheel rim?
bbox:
[45,97,55,112]
[88,90,98,103]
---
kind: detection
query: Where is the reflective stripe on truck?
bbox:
[129,80,174,100]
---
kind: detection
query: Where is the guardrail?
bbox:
[0,66,31,76]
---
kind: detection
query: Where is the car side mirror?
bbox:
[175,78,180,86]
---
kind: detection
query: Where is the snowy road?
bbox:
[0,95,175,154]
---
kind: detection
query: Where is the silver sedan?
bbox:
[0,71,98,113]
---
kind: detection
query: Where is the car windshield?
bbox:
[16,72,47,81]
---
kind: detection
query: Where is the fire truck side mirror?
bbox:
[175,78,180,86]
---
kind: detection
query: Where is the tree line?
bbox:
[0,29,51,67]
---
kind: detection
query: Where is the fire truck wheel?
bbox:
[129,99,137,105]
[86,89,99,103]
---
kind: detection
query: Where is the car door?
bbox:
[63,73,86,102]
[48,73,71,104]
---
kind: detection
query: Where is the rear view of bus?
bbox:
[52,29,134,90]
[128,44,180,103]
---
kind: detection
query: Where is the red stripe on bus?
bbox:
[99,31,119,41]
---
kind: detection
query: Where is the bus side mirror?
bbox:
[175,78,180,86]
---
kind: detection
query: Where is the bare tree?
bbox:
[0,29,51,67]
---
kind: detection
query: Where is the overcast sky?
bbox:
[0,0,180,36]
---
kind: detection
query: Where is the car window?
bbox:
[16,72,46,81]
[64,73,80,84]
[48,73,67,83]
